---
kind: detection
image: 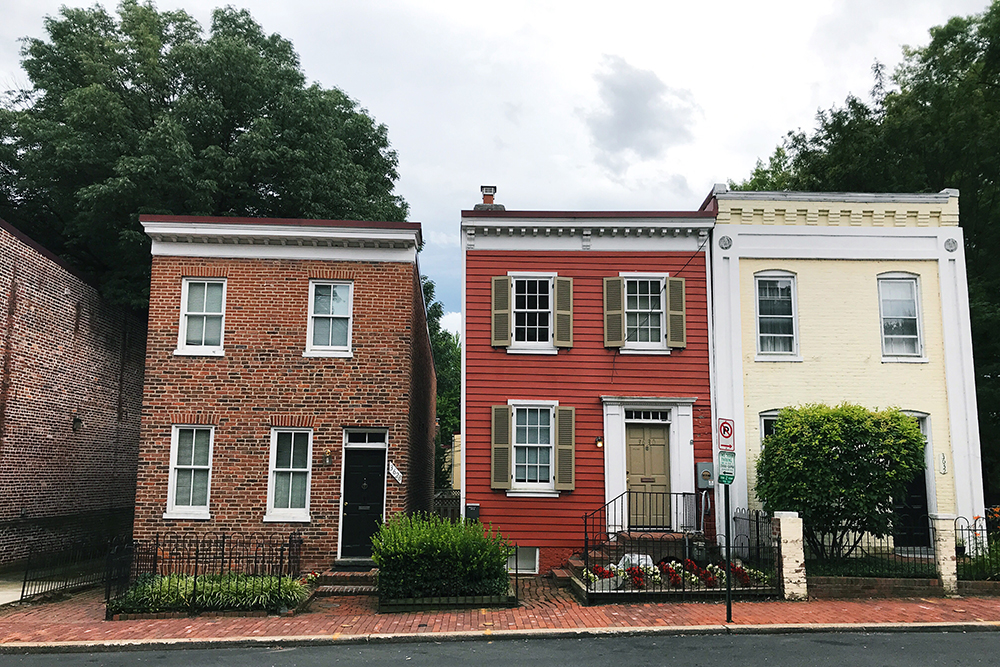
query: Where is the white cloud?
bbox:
[440,311,462,337]
[427,230,461,248]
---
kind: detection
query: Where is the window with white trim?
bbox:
[265,429,312,522]
[507,546,539,574]
[878,275,922,357]
[306,281,352,356]
[760,410,780,449]
[513,405,553,491]
[165,426,213,519]
[177,279,226,355]
[512,277,553,347]
[624,277,667,350]
[755,272,797,355]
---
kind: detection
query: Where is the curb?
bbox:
[3,621,1000,654]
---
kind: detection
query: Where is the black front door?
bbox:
[894,467,931,548]
[341,449,386,558]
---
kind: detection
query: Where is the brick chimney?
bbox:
[474,185,505,211]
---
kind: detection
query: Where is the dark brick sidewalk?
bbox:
[2,579,1000,648]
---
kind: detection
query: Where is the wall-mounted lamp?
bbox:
[72,415,83,432]
[323,449,333,466]
[595,436,604,449]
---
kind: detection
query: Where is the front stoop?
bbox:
[315,567,378,597]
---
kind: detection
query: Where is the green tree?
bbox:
[0,1,407,307]
[734,2,1000,503]
[756,404,925,559]
[421,276,460,489]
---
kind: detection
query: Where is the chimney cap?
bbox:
[481,185,497,196]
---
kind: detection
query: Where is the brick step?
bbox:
[316,569,377,587]
[550,568,573,588]
[314,584,377,596]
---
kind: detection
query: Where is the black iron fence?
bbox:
[583,491,697,548]
[955,512,1000,580]
[20,535,127,601]
[104,532,303,619]
[803,520,937,579]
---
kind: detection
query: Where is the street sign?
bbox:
[718,451,736,485]
[718,418,735,451]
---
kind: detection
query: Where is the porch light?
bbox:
[595,436,604,448]
[323,449,333,466]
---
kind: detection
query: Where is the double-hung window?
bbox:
[177,279,226,355]
[878,275,923,357]
[306,281,352,356]
[164,426,213,519]
[490,400,575,494]
[603,275,685,350]
[755,272,797,356]
[491,274,572,351]
[624,276,667,350]
[265,429,312,522]
[513,276,553,348]
[513,405,553,490]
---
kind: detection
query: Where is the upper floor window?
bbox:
[755,272,797,356]
[306,281,352,357]
[265,428,312,522]
[491,274,572,352]
[625,276,666,350]
[879,275,923,357]
[176,279,226,356]
[164,426,213,520]
[604,275,686,351]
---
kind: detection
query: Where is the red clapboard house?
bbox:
[461,188,716,575]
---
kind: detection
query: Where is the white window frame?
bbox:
[507,272,556,353]
[507,399,558,493]
[619,272,669,353]
[163,425,214,520]
[264,428,313,523]
[507,546,540,574]
[175,278,227,356]
[754,270,800,361]
[759,410,781,449]
[878,273,925,361]
[305,280,353,358]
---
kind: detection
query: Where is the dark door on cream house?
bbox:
[626,423,670,529]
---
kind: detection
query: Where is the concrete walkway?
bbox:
[0,573,23,607]
[2,579,1000,653]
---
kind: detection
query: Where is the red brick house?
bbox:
[0,219,145,567]
[133,215,435,568]
[461,189,716,574]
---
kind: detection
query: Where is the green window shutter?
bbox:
[603,277,624,347]
[667,276,687,348]
[491,405,512,490]
[554,277,573,348]
[491,276,511,347]
[554,406,575,491]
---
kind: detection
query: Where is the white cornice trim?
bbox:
[600,396,698,406]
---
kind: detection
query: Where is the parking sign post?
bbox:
[717,418,736,623]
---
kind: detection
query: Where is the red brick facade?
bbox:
[133,216,434,571]
[0,220,145,568]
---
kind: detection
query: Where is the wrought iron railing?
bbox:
[20,535,127,601]
[803,518,937,579]
[583,491,697,548]
[955,514,1000,581]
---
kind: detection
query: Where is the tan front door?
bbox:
[626,424,670,528]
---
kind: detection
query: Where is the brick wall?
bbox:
[134,255,428,570]
[0,221,145,568]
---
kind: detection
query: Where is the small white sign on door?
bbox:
[388,460,403,484]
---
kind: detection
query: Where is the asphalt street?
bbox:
[1,632,999,666]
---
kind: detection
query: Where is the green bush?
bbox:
[107,573,308,615]
[372,513,510,600]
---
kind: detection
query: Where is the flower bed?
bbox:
[584,556,770,591]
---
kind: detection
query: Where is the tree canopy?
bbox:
[733,1,1000,503]
[756,404,925,559]
[421,276,460,489]
[0,0,407,307]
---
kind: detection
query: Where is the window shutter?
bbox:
[553,277,573,348]
[667,276,687,348]
[603,277,625,347]
[554,406,575,491]
[491,277,511,347]
[491,405,512,490]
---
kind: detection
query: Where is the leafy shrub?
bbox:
[107,573,307,615]
[372,513,510,600]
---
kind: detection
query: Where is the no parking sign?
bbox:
[718,418,735,451]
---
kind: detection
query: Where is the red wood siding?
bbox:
[465,251,713,571]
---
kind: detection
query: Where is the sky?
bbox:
[0,0,990,332]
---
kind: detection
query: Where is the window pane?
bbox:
[313,317,332,346]
[175,469,192,505]
[330,318,349,347]
[331,285,350,316]
[274,472,290,508]
[204,283,224,313]
[313,284,332,315]
[292,433,309,469]
[193,429,210,466]
[186,316,205,346]
[515,448,526,464]
[759,317,793,335]
[884,318,918,336]
[515,426,527,444]
[539,448,550,464]
[276,432,292,469]
[203,316,222,346]
[760,335,794,353]
[290,472,307,508]
[192,469,209,506]
[187,282,206,312]
[515,409,527,426]
[177,429,194,466]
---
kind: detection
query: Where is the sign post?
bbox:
[717,419,736,623]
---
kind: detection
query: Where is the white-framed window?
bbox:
[510,273,554,350]
[305,281,352,357]
[878,274,923,357]
[265,429,312,522]
[759,410,780,449]
[345,430,388,447]
[176,278,226,356]
[511,402,556,492]
[622,274,668,351]
[755,271,797,356]
[507,546,540,574]
[164,426,214,520]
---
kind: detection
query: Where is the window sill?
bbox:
[303,350,352,358]
[163,511,211,520]
[173,348,225,357]
[755,354,803,363]
[619,348,671,355]
[263,513,311,523]
[882,356,929,364]
[505,490,560,498]
[506,347,558,355]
